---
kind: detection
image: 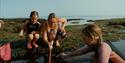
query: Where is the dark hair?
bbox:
[48,13,56,21]
[30,11,39,18]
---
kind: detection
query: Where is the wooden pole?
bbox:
[49,48,52,63]
[48,41,53,63]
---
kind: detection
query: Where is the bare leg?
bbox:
[32,33,39,48]
[110,51,125,63]
[27,34,34,49]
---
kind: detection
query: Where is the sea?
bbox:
[41,15,125,20]
[42,15,125,26]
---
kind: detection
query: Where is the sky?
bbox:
[0,0,125,18]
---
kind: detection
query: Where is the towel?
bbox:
[0,43,11,61]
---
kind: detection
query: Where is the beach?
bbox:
[0,18,125,63]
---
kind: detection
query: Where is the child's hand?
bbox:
[48,41,53,49]
[19,33,23,37]
[19,30,24,37]
[58,53,68,60]
[60,53,67,57]
[31,31,35,34]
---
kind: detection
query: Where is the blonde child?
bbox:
[61,24,125,63]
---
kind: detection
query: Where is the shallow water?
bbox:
[112,40,125,57]
[11,57,44,63]
[66,20,94,26]
[10,40,125,63]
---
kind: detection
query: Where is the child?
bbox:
[61,24,125,63]
[42,13,67,48]
[56,17,67,47]
[19,11,41,49]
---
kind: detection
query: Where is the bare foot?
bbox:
[27,42,32,49]
[32,42,39,48]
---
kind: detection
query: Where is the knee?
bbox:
[27,34,34,40]
[34,34,40,39]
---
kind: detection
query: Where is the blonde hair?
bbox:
[47,13,58,29]
[82,24,103,45]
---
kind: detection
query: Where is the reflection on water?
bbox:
[10,40,125,63]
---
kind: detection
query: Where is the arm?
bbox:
[42,23,49,43]
[60,18,67,31]
[0,21,4,28]
[63,45,93,58]
[36,21,41,34]
[42,23,54,48]
[42,22,50,44]
[19,21,28,36]
[110,51,125,63]
[42,29,49,44]
[0,23,2,28]
[98,42,112,63]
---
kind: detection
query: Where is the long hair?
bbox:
[82,24,103,47]
[47,13,58,29]
[82,24,103,56]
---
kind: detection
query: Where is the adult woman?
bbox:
[19,11,41,49]
[61,24,125,63]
